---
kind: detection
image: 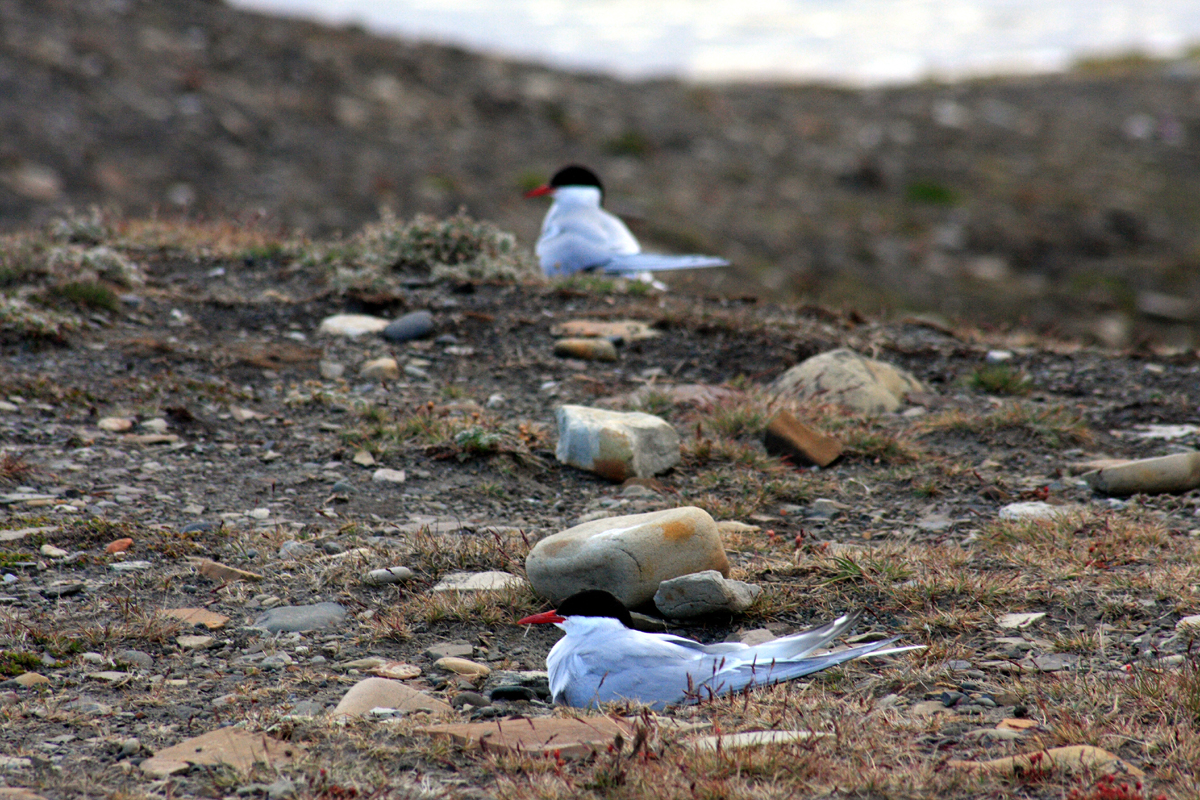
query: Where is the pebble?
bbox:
[431,571,526,592]
[526,506,730,606]
[553,338,618,361]
[39,544,68,558]
[42,582,84,597]
[452,691,490,709]
[771,348,926,414]
[109,560,152,572]
[998,502,1073,521]
[371,468,407,484]
[425,642,475,660]
[332,677,453,717]
[364,566,415,585]
[435,657,491,677]
[114,649,154,669]
[278,541,314,559]
[360,357,400,381]
[489,685,536,702]
[177,635,214,650]
[317,313,390,337]
[382,310,434,342]
[252,603,347,633]
[653,570,761,618]
[1084,451,1200,496]
[555,405,680,481]
[120,738,141,756]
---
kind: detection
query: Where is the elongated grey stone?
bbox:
[252,602,346,633]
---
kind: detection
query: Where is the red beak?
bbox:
[518,609,565,625]
[524,184,554,198]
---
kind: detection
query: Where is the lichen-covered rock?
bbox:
[555,405,680,481]
[526,507,728,606]
[772,348,925,414]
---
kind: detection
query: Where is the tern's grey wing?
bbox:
[602,253,730,273]
[695,638,921,699]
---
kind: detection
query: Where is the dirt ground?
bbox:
[2,226,1200,799]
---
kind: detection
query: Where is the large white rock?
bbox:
[525,507,729,606]
[772,348,925,415]
[555,405,680,481]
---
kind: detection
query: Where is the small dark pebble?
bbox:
[489,685,537,702]
[452,691,490,709]
[180,521,217,533]
[331,480,353,493]
[382,310,434,342]
[320,541,345,555]
[940,691,967,708]
[1013,705,1029,718]
[975,695,998,708]
[435,334,458,345]
[959,681,980,692]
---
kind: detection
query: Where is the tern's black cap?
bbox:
[549,165,603,193]
[555,589,633,628]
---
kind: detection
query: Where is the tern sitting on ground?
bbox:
[525,165,730,279]
[518,589,923,710]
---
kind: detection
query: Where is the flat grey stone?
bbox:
[364,566,414,585]
[252,602,347,633]
[431,571,526,592]
[425,642,474,660]
[654,570,761,618]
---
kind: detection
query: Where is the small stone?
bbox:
[88,670,130,683]
[110,560,152,572]
[1084,451,1200,496]
[370,661,422,680]
[360,357,400,381]
[941,691,967,707]
[416,716,631,758]
[42,582,85,597]
[98,417,134,432]
[654,570,761,618]
[1176,615,1200,631]
[526,507,730,606]
[278,540,314,560]
[425,642,474,660]
[488,685,536,702]
[192,559,263,582]
[998,502,1073,521]
[435,657,491,677]
[372,468,407,484]
[555,405,680,481]
[763,411,843,467]
[353,449,376,467]
[120,738,142,756]
[319,359,345,380]
[252,603,347,633]
[39,544,68,558]
[364,566,415,585]
[997,612,1046,629]
[106,538,133,554]
[140,418,169,434]
[318,313,390,337]
[382,310,435,342]
[14,672,50,688]
[332,677,453,718]
[553,338,618,361]
[985,350,1014,363]
[452,691,490,709]
[114,649,155,669]
[177,635,214,651]
[248,507,271,520]
[431,571,526,592]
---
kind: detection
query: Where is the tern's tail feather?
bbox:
[695,637,925,701]
[602,253,730,273]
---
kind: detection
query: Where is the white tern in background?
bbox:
[525,164,730,280]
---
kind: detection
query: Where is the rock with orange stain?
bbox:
[555,405,679,482]
[525,507,728,606]
[106,538,133,554]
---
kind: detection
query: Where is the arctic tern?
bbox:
[525,165,730,278]
[518,589,922,710]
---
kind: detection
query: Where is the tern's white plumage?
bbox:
[518,590,922,710]
[526,165,730,278]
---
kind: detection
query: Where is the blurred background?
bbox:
[2,0,1199,346]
